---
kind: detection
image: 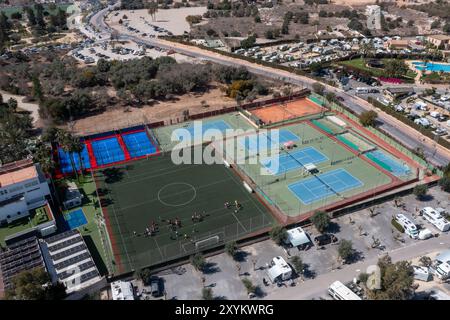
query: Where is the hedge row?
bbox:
[367,96,450,151]
[391,218,405,233]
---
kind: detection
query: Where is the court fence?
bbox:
[309,92,444,177]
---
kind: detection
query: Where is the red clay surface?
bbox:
[250,98,324,124]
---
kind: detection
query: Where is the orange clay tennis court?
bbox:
[251,98,324,124]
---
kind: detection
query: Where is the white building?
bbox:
[0,159,51,224]
[111,280,135,300]
[63,182,83,210]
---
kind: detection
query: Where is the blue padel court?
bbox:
[365,150,411,177]
[58,145,91,173]
[288,168,363,204]
[240,129,300,153]
[122,131,157,158]
[91,137,125,166]
[176,120,232,141]
[64,208,87,230]
[261,146,328,175]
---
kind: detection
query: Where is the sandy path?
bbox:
[0,90,40,125]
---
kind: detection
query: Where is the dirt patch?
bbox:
[71,86,252,136]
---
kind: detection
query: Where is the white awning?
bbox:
[286,227,311,247]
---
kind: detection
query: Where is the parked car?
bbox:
[314,234,338,246]
[150,277,163,297]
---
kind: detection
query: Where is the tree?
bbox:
[290,256,304,276]
[190,253,206,272]
[366,255,414,300]
[241,278,256,294]
[31,76,44,102]
[137,268,153,285]
[225,241,238,259]
[347,18,363,31]
[419,256,432,268]
[269,225,287,245]
[413,184,428,199]
[338,239,354,263]
[312,82,325,95]
[439,176,450,192]
[5,268,66,300]
[240,34,256,49]
[384,59,408,78]
[202,287,214,300]
[311,211,330,233]
[359,110,377,127]
[55,129,79,180]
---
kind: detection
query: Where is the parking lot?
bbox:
[106,7,208,38]
[70,40,197,64]
[133,186,449,300]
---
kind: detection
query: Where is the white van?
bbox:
[420,207,450,232]
[394,213,419,239]
[355,87,369,94]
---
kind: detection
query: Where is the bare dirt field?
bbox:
[71,86,241,135]
[107,7,208,36]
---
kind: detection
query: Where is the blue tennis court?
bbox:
[261,146,328,175]
[58,145,91,174]
[122,131,157,158]
[91,137,125,166]
[288,168,363,204]
[64,208,87,230]
[176,120,232,141]
[365,150,411,177]
[240,129,300,153]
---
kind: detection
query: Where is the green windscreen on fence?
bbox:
[337,136,360,152]
[366,153,393,172]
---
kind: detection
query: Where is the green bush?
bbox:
[391,218,405,233]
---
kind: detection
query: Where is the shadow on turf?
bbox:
[102,167,125,184]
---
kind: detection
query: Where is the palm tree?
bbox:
[70,135,85,175]
[56,129,79,181]
[147,1,158,21]
[33,141,59,205]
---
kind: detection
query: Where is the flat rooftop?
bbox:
[0,160,37,188]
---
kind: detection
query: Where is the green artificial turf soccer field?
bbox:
[93,146,274,273]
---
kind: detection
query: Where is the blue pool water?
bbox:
[64,208,87,230]
[413,61,450,73]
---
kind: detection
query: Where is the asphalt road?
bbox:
[89,6,450,167]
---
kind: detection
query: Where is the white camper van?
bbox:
[328,281,362,300]
[394,213,419,239]
[420,207,450,232]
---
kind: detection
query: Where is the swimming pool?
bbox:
[413,62,450,73]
